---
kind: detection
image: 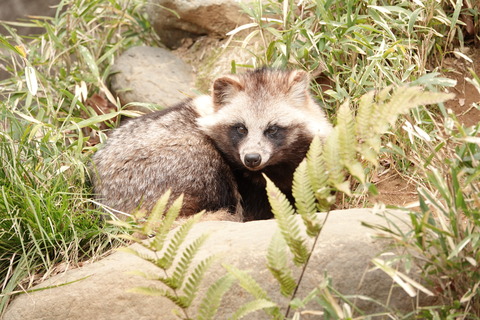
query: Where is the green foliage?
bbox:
[233,0,463,112]
[0,0,159,315]
[216,87,453,319]
[119,193,233,320]
[371,118,480,318]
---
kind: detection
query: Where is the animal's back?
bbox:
[91,100,239,218]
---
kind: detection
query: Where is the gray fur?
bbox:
[91,99,240,219]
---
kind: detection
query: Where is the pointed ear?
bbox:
[287,70,310,106]
[212,75,243,109]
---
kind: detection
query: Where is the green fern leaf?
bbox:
[182,255,217,307]
[224,264,269,300]
[292,159,316,217]
[345,161,366,185]
[127,270,163,281]
[228,299,279,320]
[336,100,356,166]
[142,190,172,237]
[224,264,283,318]
[265,176,309,265]
[292,159,321,236]
[197,274,236,320]
[157,211,204,269]
[305,136,332,211]
[267,230,297,297]
[322,130,351,195]
[128,285,166,296]
[148,193,185,252]
[355,89,375,146]
[170,233,210,290]
[117,247,158,266]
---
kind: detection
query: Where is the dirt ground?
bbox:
[372,46,480,208]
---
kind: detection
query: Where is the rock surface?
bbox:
[4,209,433,319]
[148,0,253,49]
[110,46,195,110]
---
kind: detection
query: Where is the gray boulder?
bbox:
[4,209,433,319]
[148,0,253,49]
[110,46,195,110]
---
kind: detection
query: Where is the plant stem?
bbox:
[285,210,331,318]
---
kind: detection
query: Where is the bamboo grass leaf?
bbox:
[197,274,236,320]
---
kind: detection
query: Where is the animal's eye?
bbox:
[265,125,279,137]
[236,125,248,135]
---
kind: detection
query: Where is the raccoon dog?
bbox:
[197,68,332,220]
[91,68,331,221]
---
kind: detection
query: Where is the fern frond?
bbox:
[182,255,217,307]
[305,136,332,212]
[156,211,204,269]
[148,194,185,252]
[224,264,269,300]
[322,130,351,195]
[267,230,297,297]
[346,161,366,184]
[128,285,166,296]
[356,86,454,165]
[292,160,321,237]
[170,233,210,290]
[117,247,158,266]
[127,270,163,281]
[224,264,283,318]
[265,175,309,265]
[336,101,356,165]
[292,160,316,217]
[228,299,279,320]
[142,190,172,237]
[197,274,236,320]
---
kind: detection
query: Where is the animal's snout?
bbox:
[244,153,262,168]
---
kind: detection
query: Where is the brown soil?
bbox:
[372,46,480,208]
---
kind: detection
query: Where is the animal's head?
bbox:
[196,68,332,171]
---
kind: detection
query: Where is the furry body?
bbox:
[91,100,240,218]
[92,68,332,221]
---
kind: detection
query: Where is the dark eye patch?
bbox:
[265,125,286,146]
[229,123,247,147]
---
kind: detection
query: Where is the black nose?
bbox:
[244,153,262,168]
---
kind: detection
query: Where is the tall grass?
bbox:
[0,0,159,314]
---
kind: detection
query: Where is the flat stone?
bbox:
[4,209,434,319]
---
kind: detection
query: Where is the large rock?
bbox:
[148,0,253,49]
[4,209,434,319]
[110,46,195,110]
